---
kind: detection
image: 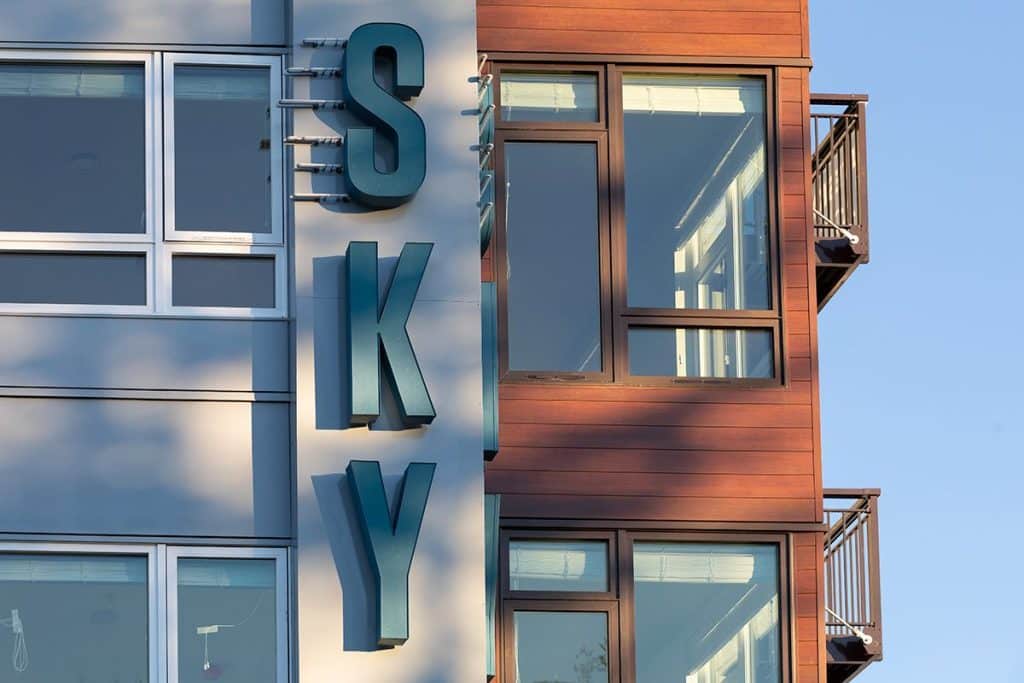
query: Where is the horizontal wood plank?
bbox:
[497,493,817,521]
[487,447,814,475]
[478,28,802,57]
[500,399,813,428]
[479,0,800,10]
[478,7,802,35]
[499,381,813,404]
[500,423,814,451]
[488,469,814,498]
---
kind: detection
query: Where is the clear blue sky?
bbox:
[811,1,1023,681]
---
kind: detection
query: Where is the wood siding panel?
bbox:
[486,58,819,527]
[793,532,825,682]
[477,0,808,58]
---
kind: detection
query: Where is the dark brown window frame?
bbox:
[490,62,786,387]
[494,129,615,383]
[498,528,793,683]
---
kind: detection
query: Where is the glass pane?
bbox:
[172,255,276,308]
[509,540,608,592]
[634,543,781,683]
[505,142,602,373]
[514,611,609,683]
[0,252,146,305]
[174,65,272,233]
[500,72,598,122]
[622,75,770,311]
[0,63,146,234]
[177,558,277,683]
[0,553,148,680]
[628,327,773,379]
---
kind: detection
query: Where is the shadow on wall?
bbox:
[0,0,286,45]
[0,395,291,538]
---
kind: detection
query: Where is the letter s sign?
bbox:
[342,23,426,208]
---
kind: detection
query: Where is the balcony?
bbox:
[811,95,870,310]
[823,489,884,683]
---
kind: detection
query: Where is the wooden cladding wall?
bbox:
[477,0,810,59]
[484,68,822,526]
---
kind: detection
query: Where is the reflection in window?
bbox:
[514,611,609,683]
[0,63,146,234]
[174,66,272,233]
[633,543,781,683]
[500,72,598,122]
[510,540,609,592]
[0,553,149,680]
[622,75,770,311]
[628,327,774,379]
[177,558,276,683]
[505,142,602,373]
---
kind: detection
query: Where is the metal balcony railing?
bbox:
[811,95,870,310]
[823,489,883,682]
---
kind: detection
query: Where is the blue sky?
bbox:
[810,1,1023,680]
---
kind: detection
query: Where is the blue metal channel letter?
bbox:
[347,460,436,647]
[347,241,435,427]
[342,23,426,208]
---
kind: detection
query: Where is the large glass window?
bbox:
[490,65,781,383]
[621,75,770,311]
[634,543,781,683]
[502,140,605,376]
[174,557,279,683]
[0,62,146,235]
[0,545,287,683]
[502,533,785,683]
[0,552,150,681]
[0,51,286,317]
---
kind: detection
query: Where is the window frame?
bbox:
[493,62,607,131]
[0,49,157,244]
[0,49,288,319]
[0,541,160,683]
[502,598,621,683]
[501,529,619,601]
[0,241,154,315]
[493,129,615,383]
[162,52,285,246]
[166,545,289,683]
[498,529,792,683]
[0,542,289,683]
[158,242,288,318]
[489,62,786,386]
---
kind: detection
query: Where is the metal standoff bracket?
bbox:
[284,135,345,146]
[292,193,351,204]
[279,99,347,110]
[286,67,343,78]
[295,162,344,174]
[301,38,347,48]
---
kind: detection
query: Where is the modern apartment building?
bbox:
[0,1,880,682]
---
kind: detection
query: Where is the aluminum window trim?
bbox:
[162,53,285,246]
[0,50,157,244]
[0,241,154,315]
[165,546,289,683]
[0,541,160,683]
[157,242,287,318]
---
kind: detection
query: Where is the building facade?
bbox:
[0,2,880,683]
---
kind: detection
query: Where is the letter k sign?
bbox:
[347,460,436,648]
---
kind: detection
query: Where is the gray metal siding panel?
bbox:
[0,397,291,537]
[0,316,289,393]
[0,0,287,46]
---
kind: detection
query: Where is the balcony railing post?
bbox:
[866,493,883,655]
[855,99,870,258]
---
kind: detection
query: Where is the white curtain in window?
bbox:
[633,544,775,584]
[501,73,598,114]
[622,75,764,115]
[0,64,144,98]
[0,554,147,583]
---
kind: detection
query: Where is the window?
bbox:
[0,544,287,683]
[491,65,782,383]
[500,532,786,683]
[0,50,285,317]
